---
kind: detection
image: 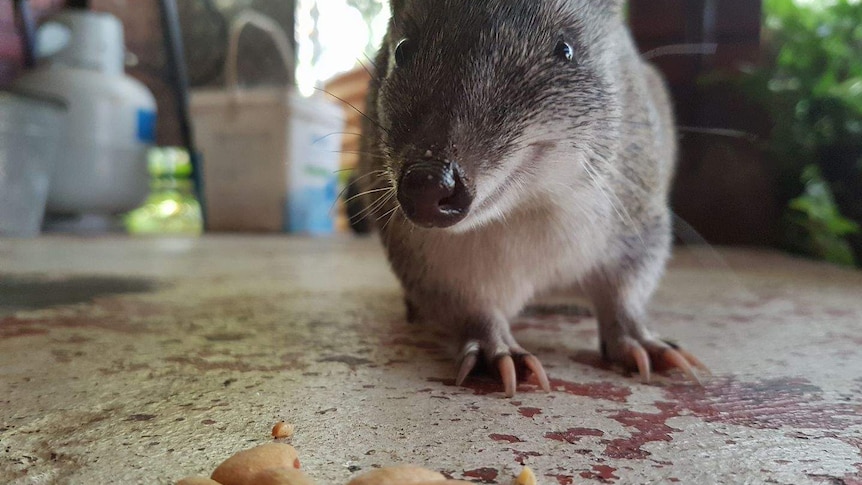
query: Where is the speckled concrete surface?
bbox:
[1,236,861,485]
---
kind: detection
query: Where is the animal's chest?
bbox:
[408,193,612,312]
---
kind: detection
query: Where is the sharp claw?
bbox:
[676,348,711,375]
[631,345,651,384]
[497,355,517,398]
[456,352,478,387]
[663,348,702,385]
[522,354,551,392]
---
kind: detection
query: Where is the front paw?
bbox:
[456,339,551,398]
[603,336,709,385]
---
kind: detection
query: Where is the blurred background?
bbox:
[0,0,860,267]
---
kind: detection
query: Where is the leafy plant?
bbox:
[787,165,859,265]
[734,0,862,266]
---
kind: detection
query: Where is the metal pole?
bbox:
[12,0,37,68]
[157,0,206,228]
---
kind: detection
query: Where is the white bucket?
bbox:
[190,10,345,234]
[0,92,65,237]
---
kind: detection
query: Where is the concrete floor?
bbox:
[1,236,861,485]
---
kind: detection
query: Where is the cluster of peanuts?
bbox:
[176,422,539,485]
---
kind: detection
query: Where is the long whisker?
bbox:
[335,170,387,188]
[330,170,387,214]
[313,131,372,145]
[358,191,396,224]
[362,52,378,71]
[582,145,756,297]
[332,150,390,160]
[336,168,386,177]
[333,167,356,174]
[356,57,378,82]
[380,204,403,231]
[515,115,758,145]
[672,214,756,300]
[314,87,390,135]
[343,187,391,205]
[348,193,389,222]
[582,157,645,245]
[377,204,398,223]
[642,43,718,61]
[350,189,395,223]
[677,126,760,142]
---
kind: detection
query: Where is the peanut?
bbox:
[250,467,315,485]
[347,465,446,485]
[211,443,301,485]
[176,477,222,485]
[271,421,295,439]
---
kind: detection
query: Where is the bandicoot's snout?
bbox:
[397,160,473,228]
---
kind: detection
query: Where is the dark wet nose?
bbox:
[397,161,472,228]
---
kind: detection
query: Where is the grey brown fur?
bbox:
[358,0,703,393]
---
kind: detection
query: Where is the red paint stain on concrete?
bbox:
[0,324,49,338]
[385,336,444,351]
[427,377,538,396]
[519,407,542,418]
[844,475,862,485]
[663,377,862,431]
[511,450,541,465]
[92,298,168,318]
[549,378,631,402]
[809,474,862,485]
[545,427,605,444]
[489,434,523,443]
[166,355,308,373]
[463,467,498,483]
[593,465,619,480]
[1,312,154,336]
[602,376,862,461]
[603,407,677,459]
[580,465,619,482]
[824,308,854,317]
[0,316,48,339]
[547,474,574,485]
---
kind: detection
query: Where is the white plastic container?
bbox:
[37,10,126,75]
[12,10,156,215]
[189,10,344,233]
[0,92,66,237]
[15,66,155,214]
[284,94,344,234]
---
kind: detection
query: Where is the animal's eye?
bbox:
[554,40,574,63]
[394,38,416,67]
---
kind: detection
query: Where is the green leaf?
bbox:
[787,165,859,265]
[828,77,862,115]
